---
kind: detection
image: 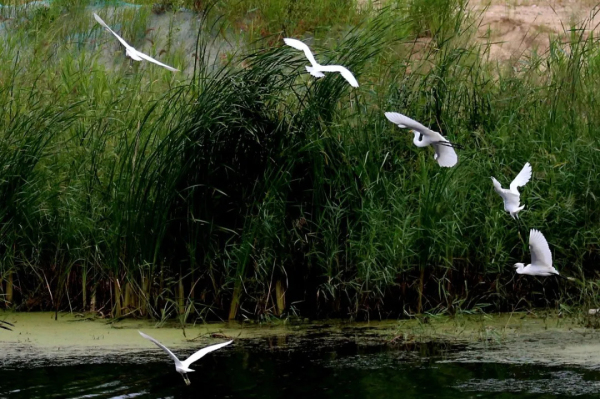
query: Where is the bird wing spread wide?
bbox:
[509,162,532,192]
[529,229,552,268]
[135,50,179,72]
[432,141,458,167]
[93,13,132,50]
[182,340,233,368]
[139,331,181,364]
[284,38,319,67]
[384,112,431,135]
[318,65,359,87]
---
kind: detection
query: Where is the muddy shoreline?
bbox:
[1,311,599,370]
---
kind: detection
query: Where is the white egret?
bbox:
[93,13,179,72]
[384,112,458,167]
[139,331,232,385]
[0,320,13,331]
[491,162,531,219]
[283,38,359,87]
[514,229,559,276]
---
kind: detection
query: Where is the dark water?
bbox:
[1,339,600,399]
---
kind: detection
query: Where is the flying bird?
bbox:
[93,13,179,72]
[514,229,559,276]
[491,162,532,219]
[283,38,358,87]
[139,331,232,385]
[0,320,13,331]
[384,112,458,167]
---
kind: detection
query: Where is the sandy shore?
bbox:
[472,0,600,60]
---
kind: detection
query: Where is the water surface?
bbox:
[2,338,599,398]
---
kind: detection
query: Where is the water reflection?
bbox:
[1,338,599,398]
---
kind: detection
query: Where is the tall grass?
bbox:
[1,0,600,321]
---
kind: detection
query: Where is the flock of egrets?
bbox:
[0,11,561,387]
[288,32,558,278]
[91,11,559,278]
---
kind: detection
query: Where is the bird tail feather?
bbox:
[510,205,525,219]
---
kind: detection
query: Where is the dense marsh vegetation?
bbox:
[1,0,600,321]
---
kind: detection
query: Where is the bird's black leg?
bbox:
[0,320,13,331]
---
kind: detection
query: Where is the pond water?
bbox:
[2,338,600,399]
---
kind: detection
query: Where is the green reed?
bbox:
[1,0,600,321]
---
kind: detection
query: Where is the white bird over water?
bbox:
[139,331,232,385]
[515,229,559,276]
[491,162,531,219]
[283,38,359,87]
[93,13,179,72]
[384,112,458,167]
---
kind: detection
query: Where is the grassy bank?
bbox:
[1,0,600,322]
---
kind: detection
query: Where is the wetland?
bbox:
[3,0,600,397]
[2,312,600,398]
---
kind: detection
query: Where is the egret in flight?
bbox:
[491,162,532,219]
[0,320,13,331]
[283,38,359,87]
[93,13,179,72]
[139,331,232,385]
[515,229,559,276]
[384,112,458,167]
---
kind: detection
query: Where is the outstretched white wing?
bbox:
[284,38,319,67]
[135,50,179,72]
[385,112,447,142]
[529,229,552,268]
[384,112,431,135]
[139,331,181,365]
[181,340,233,368]
[509,162,532,192]
[93,13,133,50]
[319,65,359,87]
